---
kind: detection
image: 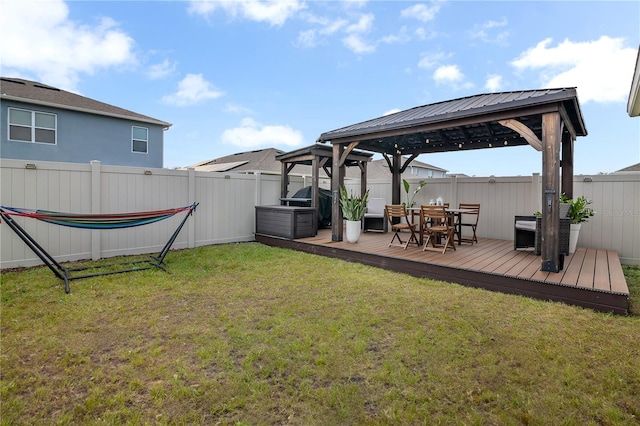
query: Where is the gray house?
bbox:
[0,77,170,168]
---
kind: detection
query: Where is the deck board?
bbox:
[577,248,597,289]
[594,250,611,291]
[556,248,585,286]
[608,251,629,294]
[255,229,630,314]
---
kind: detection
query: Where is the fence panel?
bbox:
[1,158,638,267]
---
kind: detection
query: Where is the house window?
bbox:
[132,126,148,153]
[8,108,56,144]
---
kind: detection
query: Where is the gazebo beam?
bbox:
[498,119,542,151]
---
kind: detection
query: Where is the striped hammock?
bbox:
[0,204,196,230]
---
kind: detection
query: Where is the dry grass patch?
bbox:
[2,243,639,425]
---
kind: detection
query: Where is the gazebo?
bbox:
[316,88,587,273]
[275,143,373,229]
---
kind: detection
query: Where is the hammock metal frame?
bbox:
[0,203,198,293]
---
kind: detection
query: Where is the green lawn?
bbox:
[2,243,639,425]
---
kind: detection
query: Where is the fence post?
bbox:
[90,160,101,260]
[450,175,458,207]
[532,173,541,214]
[188,167,195,248]
[255,172,262,207]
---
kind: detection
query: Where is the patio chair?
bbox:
[457,203,480,244]
[384,204,419,249]
[514,215,570,255]
[363,198,387,233]
[421,205,456,254]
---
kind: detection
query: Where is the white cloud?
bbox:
[400,2,442,22]
[485,74,503,92]
[224,103,254,115]
[188,0,305,26]
[433,65,463,84]
[470,17,509,45]
[414,27,437,41]
[383,108,402,116]
[418,52,448,69]
[295,16,349,48]
[433,64,473,90]
[379,26,411,45]
[342,13,376,54]
[346,13,374,34]
[221,118,304,148]
[511,36,637,103]
[161,74,224,107]
[147,59,176,80]
[296,29,321,48]
[343,34,376,54]
[0,0,135,91]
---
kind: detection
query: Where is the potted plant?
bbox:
[402,179,427,208]
[339,186,369,243]
[560,194,596,253]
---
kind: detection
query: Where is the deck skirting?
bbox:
[255,231,629,315]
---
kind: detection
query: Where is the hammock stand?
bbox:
[0,203,198,293]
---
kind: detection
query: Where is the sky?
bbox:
[1,0,639,176]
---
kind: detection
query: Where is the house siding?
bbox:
[1,100,164,168]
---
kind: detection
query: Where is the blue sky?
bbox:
[2,0,639,176]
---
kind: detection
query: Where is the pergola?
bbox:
[316,88,587,273]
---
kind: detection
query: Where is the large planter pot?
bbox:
[345,220,362,243]
[569,223,581,253]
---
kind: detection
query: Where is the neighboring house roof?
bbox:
[628,45,640,117]
[190,148,286,174]
[0,77,171,128]
[615,163,640,173]
[190,146,374,179]
[367,158,447,180]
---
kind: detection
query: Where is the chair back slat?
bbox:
[385,204,410,221]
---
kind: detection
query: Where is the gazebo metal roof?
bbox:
[317,88,586,155]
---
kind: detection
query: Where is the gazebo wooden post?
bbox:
[280,161,288,204]
[311,155,319,230]
[541,112,562,272]
[391,153,402,205]
[359,162,367,198]
[331,143,345,241]
[561,132,574,199]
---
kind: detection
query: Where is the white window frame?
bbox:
[131,126,148,154]
[7,107,57,145]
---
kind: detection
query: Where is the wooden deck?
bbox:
[256,229,630,315]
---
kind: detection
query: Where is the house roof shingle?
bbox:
[615,163,640,173]
[190,148,287,174]
[0,77,171,127]
[367,158,448,180]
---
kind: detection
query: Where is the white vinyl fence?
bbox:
[1,158,638,268]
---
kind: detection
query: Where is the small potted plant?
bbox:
[339,185,369,243]
[560,194,596,253]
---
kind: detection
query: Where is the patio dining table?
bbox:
[409,207,476,246]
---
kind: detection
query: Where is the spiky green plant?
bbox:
[339,186,369,221]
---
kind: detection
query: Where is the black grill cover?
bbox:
[292,186,333,227]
